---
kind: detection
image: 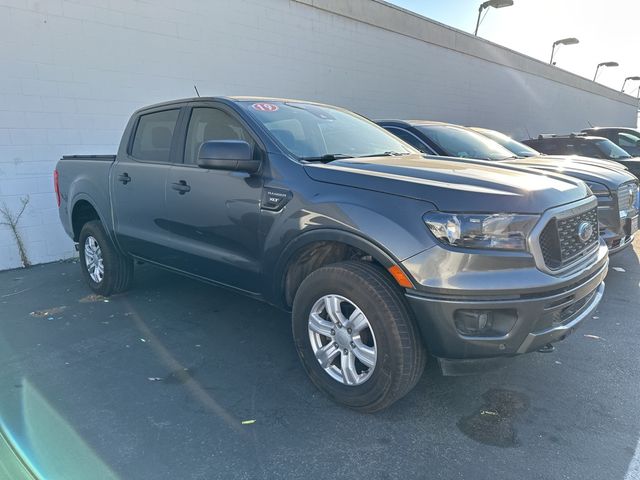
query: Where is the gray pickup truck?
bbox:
[55,97,608,411]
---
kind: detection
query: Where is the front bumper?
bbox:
[604,232,634,254]
[405,257,608,360]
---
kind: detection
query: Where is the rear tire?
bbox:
[292,260,426,412]
[78,220,133,296]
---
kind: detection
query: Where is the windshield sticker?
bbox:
[252,103,279,112]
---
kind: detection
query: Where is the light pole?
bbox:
[474,0,514,36]
[621,76,640,93]
[549,37,579,65]
[593,61,619,81]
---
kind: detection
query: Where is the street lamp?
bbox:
[593,61,619,81]
[474,0,514,36]
[621,76,640,93]
[549,37,579,65]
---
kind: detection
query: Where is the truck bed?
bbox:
[61,155,116,161]
[56,155,116,240]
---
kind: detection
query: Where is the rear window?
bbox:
[131,109,180,162]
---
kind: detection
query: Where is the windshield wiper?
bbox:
[300,153,354,162]
[357,151,410,158]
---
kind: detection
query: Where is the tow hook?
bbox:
[538,343,555,353]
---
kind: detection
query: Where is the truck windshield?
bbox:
[473,128,540,157]
[239,101,413,160]
[594,139,633,159]
[416,125,517,161]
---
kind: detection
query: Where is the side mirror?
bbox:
[197,140,260,173]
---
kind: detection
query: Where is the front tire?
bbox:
[292,261,426,412]
[78,220,133,296]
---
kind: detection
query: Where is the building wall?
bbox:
[0,0,637,270]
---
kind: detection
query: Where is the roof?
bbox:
[376,119,461,127]
[583,127,640,132]
[532,134,606,141]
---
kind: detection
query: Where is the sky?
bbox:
[386,0,640,96]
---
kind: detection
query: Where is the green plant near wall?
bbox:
[0,196,31,268]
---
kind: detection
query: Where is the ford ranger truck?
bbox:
[55,97,608,412]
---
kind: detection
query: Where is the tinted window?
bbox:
[575,142,605,158]
[131,109,180,162]
[415,125,515,161]
[473,128,540,157]
[386,127,430,152]
[593,139,632,159]
[239,101,413,160]
[618,132,640,148]
[531,140,568,155]
[184,108,255,164]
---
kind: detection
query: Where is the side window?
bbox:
[618,132,640,148]
[577,142,605,158]
[386,127,428,153]
[184,108,255,164]
[130,109,180,162]
[538,140,570,155]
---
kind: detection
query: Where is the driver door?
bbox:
[163,104,264,293]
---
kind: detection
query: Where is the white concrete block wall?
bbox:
[0,0,637,270]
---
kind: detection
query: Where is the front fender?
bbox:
[261,187,438,306]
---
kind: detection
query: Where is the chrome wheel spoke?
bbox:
[309,313,334,337]
[315,342,340,369]
[348,308,368,333]
[352,340,376,368]
[341,351,359,385]
[324,295,346,325]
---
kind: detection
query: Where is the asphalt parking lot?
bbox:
[1,240,639,480]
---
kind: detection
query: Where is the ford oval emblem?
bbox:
[578,221,593,243]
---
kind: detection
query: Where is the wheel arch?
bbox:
[69,194,115,244]
[272,229,407,309]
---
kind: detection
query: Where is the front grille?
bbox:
[617,182,639,221]
[539,207,598,270]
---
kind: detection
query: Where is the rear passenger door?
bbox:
[111,107,182,262]
[163,103,264,292]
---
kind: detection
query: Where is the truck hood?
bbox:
[538,154,628,171]
[304,154,588,214]
[503,155,637,188]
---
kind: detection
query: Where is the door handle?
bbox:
[171,180,191,195]
[118,173,131,184]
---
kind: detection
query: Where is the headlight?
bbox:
[423,212,539,251]
[584,181,610,197]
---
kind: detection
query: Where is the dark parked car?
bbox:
[582,127,640,157]
[55,98,607,411]
[378,120,639,253]
[521,134,640,178]
[471,127,639,253]
[472,127,629,171]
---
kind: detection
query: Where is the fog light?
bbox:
[454,309,518,336]
[454,310,492,335]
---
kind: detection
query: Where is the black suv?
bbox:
[582,127,640,157]
[522,134,640,178]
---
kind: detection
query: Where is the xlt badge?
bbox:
[262,188,291,211]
